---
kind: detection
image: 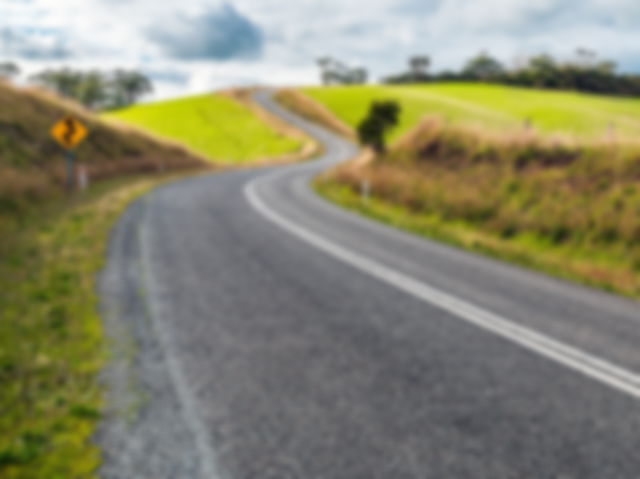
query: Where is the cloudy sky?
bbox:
[2,0,640,99]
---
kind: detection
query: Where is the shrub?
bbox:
[357,100,401,153]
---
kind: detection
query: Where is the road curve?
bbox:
[98,91,640,478]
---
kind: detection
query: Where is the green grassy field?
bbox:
[303,83,640,141]
[0,175,174,478]
[105,93,302,163]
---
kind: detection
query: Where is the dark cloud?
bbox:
[147,3,263,61]
[0,27,71,59]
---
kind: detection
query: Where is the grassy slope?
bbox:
[0,176,171,478]
[275,89,356,139]
[303,83,640,142]
[0,81,206,230]
[104,93,302,164]
[317,177,640,299]
[315,117,640,298]
[292,84,640,297]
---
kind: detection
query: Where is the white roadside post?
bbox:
[361,178,370,205]
[77,165,89,191]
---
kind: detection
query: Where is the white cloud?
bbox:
[2,0,640,98]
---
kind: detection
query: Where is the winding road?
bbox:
[98,91,640,478]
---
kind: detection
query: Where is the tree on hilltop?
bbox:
[463,52,505,80]
[110,70,153,107]
[410,56,431,78]
[0,61,20,80]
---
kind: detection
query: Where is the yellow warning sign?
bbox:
[50,116,88,150]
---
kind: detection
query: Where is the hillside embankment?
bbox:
[277,89,640,298]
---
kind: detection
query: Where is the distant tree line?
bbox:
[0,61,20,80]
[317,57,368,85]
[0,61,153,109]
[385,49,640,96]
[29,68,153,109]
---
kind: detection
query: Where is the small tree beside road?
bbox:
[357,100,401,154]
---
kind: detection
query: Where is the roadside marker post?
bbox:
[77,164,89,190]
[50,115,89,190]
[65,150,76,189]
[361,178,370,205]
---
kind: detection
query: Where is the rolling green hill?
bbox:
[104,93,303,163]
[303,83,640,142]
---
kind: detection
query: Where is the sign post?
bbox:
[64,150,75,189]
[50,115,88,190]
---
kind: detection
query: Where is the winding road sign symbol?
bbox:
[51,115,88,150]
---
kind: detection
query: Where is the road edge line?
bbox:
[244,173,640,401]
[138,197,225,479]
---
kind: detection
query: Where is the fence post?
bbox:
[65,150,75,190]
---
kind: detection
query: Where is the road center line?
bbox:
[244,170,640,401]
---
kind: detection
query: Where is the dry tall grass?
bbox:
[275,88,356,139]
[0,82,208,228]
[222,88,320,163]
[327,117,640,294]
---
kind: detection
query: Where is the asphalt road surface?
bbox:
[98,91,640,478]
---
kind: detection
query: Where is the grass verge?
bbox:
[275,88,356,139]
[0,174,185,478]
[315,116,640,299]
[316,180,639,298]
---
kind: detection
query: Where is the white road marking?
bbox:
[139,202,224,479]
[245,171,640,401]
